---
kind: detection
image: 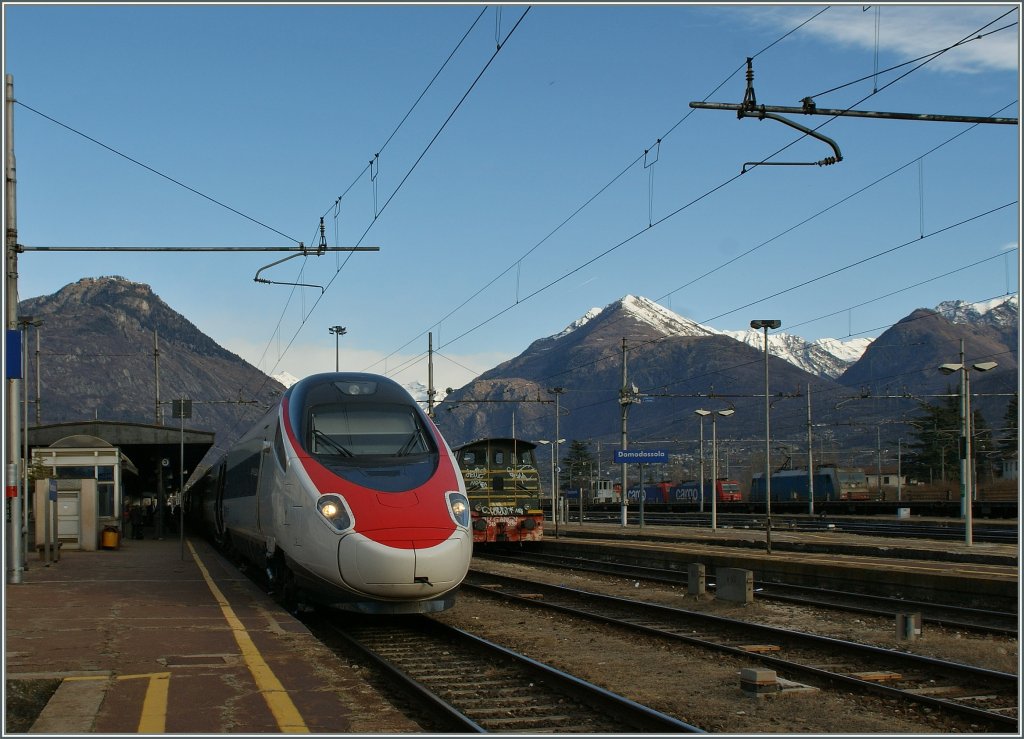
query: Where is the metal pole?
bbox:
[549,445,555,528]
[763,326,772,555]
[711,415,718,532]
[427,332,435,419]
[552,389,562,538]
[153,330,161,425]
[876,427,883,500]
[807,383,814,515]
[21,321,30,568]
[962,347,973,547]
[44,480,52,564]
[34,324,41,424]
[620,338,629,528]
[897,438,902,503]
[329,325,347,372]
[180,404,185,560]
[579,461,584,526]
[6,73,24,584]
[698,417,705,514]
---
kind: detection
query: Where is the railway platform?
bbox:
[539,519,1019,610]
[3,535,419,734]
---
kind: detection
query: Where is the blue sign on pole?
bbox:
[6,329,22,379]
[614,449,668,464]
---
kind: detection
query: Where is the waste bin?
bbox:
[101,526,121,550]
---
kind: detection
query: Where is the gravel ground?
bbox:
[4,679,62,734]
[432,558,1019,734]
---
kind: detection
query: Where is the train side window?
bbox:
[493,451,505,466]
[273,425,287,469]
[463,451,477,466]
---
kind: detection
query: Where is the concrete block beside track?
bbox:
[715,567,753,603]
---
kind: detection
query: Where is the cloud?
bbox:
[754,5,1019,74]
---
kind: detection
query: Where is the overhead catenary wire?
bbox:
[428,87,1016,388]
[724,10,1019,174]
[401,247,1015,399]
[368,8,1017,385]
[13,101,302,245]
[245,5,492,374]
[367,6,834,373]
[241,6,532,389]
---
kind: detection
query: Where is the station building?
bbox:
[26,420,214,551]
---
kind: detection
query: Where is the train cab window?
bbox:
[273,425,287,469]
[308,404,436,458]
[517,450,533,466]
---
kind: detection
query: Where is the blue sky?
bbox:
[4,3,1019,395]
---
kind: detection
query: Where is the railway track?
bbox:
[463,569,1019,732]
[478,550,1019,634]
[309,613,703,733]
[577,511,1018,543]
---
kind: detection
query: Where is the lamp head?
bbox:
[938,363,962,376]
[717,409,735,417]
[972,361,998,372]
[694,409,711,417]
[750,319,782,330]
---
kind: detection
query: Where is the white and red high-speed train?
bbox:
[187,372,473,614]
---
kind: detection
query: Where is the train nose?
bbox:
[337,529,472,598]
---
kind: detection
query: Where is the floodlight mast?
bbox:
[938,342,998,546]
[750,319,780,554]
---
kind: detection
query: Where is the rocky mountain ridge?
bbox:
[17,277,1017,469]
[18,276,285,458]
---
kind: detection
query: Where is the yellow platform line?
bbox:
[135,672,170,733]
[188,540,310,733]
[65,672,170,733]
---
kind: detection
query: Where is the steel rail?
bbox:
[464,571,1018,731]
[474,551,1018,635]
[313,614,704,733]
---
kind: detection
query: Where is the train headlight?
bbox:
[317,494,353,532]
[447,492,470,528]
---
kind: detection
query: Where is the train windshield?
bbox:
[307,404,437,459]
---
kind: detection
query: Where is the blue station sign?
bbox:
[614,449,668,464]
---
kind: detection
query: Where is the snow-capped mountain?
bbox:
[403,380,451,407]
[555,294,871,379]
[719,329,873,379]
[272,371,300,388]
[935,295,1017,330]
[557,295,717,340]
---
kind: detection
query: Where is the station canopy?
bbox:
[28,420,215,499]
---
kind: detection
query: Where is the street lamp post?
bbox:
[548,387,565,535]
[694,411,706,514]
[897,438,902,502]
[938,340,997,547]
[697,408,734,531]
[750,319,781,554]
[328,325,347,371]
[537,439,564,536]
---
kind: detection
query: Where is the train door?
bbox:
[214,463,227,544]
[255,427,274,534]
